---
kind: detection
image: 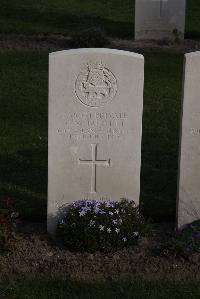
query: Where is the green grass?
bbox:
[0,279,200,298]
[0,0,134,37]
[0,0,199,37]
[0,51,48,219]
[142,53,183,221]
[0,50,183,221]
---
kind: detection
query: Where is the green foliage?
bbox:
[168,220,200,256]
[57,199,151,253]
[70,27,109,48]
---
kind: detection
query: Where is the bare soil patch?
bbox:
[0,221,200,282]
[111,37,200,54]
[1,33,200,53]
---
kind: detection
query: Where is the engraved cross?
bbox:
[78,143,110,194]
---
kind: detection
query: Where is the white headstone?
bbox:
[177,52,200,228]
[48,48,144,233]
[135,0,186,41]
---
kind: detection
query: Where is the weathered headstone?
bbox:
[135,0,186,41]
[177,52,200,228]
[48,49,144,233]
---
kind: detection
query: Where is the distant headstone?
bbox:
[48,49,144,233]
[177,52,200,228]
[135,0,186,41]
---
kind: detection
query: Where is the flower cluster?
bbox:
[57,199,150,253]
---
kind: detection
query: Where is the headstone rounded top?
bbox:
[49,48,144,60]
[185,51,200,58]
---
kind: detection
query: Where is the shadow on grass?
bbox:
[140,53,183,223]
[1,279,200,299]
[0,2,134,37]
[0,147,47,220]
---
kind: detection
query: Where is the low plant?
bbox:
[174,221,200,255]
[160,220,200,258]
[57,198,151,253]
[0,196,18,250]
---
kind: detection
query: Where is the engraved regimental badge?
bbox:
[75,63,117,107]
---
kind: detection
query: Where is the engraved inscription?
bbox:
[75,63,117,107]
[78,144,110,194]
[190,128,200,136]
[57,111,129,141]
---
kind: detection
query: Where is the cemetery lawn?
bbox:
[0,50,183,222]
[1,279,200,298]
[0,0,199,38]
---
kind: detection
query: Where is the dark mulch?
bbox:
[1,33,200,53]
[0,221,200,282]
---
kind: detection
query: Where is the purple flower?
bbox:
[79,210,86,217]
[104,201,115,208]
[104,201,112,208]
[115,228,120,234]
[112,219,117,225]
[81,206,91,216]
[122,237,127,242]
[89,220,95,227]
[71,199,99,210]
[99,225,105,231]
[107,228,111,233]
[109,211,114,216]
[94,207,100,214]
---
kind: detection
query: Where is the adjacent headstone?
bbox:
[177,52,200,228]
[135,0,186,41]
[48,48,144,233]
